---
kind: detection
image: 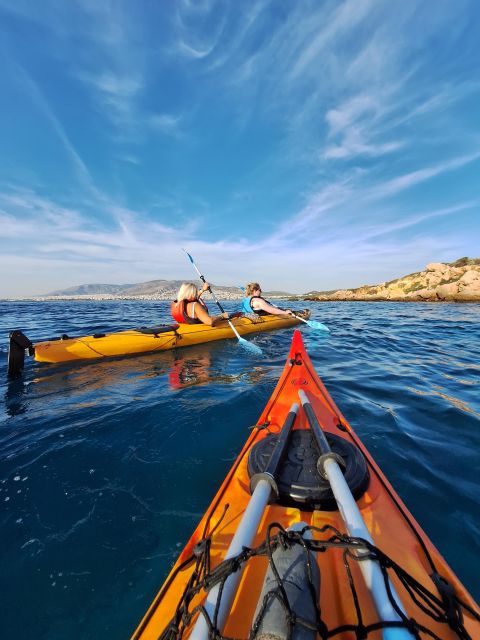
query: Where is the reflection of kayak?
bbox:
[131,330,479,640]
[8,312,309,373]
[168,348,267,391]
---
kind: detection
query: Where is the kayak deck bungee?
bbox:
[131,330,479,640]
[7,312,309,374]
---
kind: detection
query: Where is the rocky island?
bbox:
[304,258,480,303]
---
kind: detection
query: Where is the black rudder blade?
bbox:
[7,330,33,377]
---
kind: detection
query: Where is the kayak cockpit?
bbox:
[248,429,370,511]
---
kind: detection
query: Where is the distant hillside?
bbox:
[46,283,135,295]
[305,258,480,303]
[42,280,293,300]
[264,290,295,297]
[43,279,293,299]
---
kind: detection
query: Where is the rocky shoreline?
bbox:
[302,259,480,303]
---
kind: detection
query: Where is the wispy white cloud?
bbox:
[9,62,105,201]
[357,202,478,242]
[80,70,144,128]
[174,0,227,60]
[367,150,480,201]
[289,0,376,81]
[324,138,402,160]
[256,148,480,257]
[179,0,479,178]
[322,91,405,160]
[2,0,181,142]
[120,155,141,166]
[149,113,185,138]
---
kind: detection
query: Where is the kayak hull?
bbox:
[33,313,309,364]
[132,330,479,639]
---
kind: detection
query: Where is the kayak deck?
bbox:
[131,330,479,639]
[31,312,309,364]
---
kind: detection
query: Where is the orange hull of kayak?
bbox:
[131,330,479,639]
[33,313,308,364]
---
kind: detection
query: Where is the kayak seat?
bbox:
[135,324,179,335]
[248,430,369,511]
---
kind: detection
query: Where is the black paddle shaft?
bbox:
[300,391,346,478]
[302,401,332,455]
[249,404,298,500]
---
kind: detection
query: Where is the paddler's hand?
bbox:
[285,309,295,316]
[211,311,229,326]
[200,282,210,294]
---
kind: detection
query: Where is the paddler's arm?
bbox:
[252,297,294,316]
[194,301,228,327]
[198,282,210,298]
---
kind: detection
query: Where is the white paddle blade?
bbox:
[293,314,329,333]
[238,337,262,355]
[307,320,329,332]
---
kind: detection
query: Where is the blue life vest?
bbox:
[240,296,253,313]
[240,295,268,315]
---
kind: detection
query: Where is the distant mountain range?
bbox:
[44,280,293,299]
[46,280,199,296]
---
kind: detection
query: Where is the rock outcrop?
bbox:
[305,258,480,303]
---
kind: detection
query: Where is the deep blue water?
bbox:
[0,300,479,639]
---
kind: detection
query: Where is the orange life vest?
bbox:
[170,299,207,324]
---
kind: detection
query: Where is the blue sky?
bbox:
[0,0,479,296]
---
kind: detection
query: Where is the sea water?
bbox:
[0,300,479,639]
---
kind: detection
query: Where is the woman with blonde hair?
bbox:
[171,282,229,326]
[240,283,294,316]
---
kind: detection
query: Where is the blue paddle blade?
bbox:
[238,337,262,355]
[307,320,329,332]
[184,250,194,264]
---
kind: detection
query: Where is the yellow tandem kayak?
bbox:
[7,312,310,374]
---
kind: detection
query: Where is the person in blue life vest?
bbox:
[240,282,295,317]
[171,282,229,326]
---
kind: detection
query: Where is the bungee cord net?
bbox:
[158,521,480,640]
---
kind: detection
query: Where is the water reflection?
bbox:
[409,385,480,417]
[4,377,30,417]
[169,350,267,390]
[29,350,174,393]
[3,342,269,414]
[169,352,211,389]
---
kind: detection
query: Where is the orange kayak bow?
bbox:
[132,330,479,640]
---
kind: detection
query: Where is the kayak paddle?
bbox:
[190,402,299,637]
[298,389,413,638]
[182,249,262,355]
[292,313,329,332]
